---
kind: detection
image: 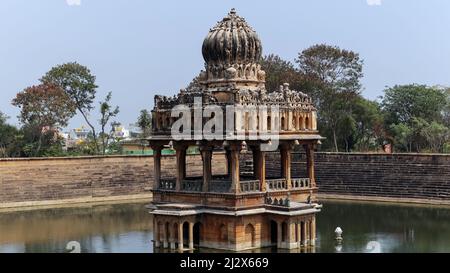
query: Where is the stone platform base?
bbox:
[150,202,319,252]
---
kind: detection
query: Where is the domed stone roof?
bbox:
[200,9,265,89]
[202,8,262,67]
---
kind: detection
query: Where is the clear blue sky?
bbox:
[1,0,450,130]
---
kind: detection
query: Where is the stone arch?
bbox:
[281,116,286,131]
[267,116,271,131]
[173,222,179,245]
[299,116,304,130]
[158,116,163,130]
[218,223,228,243]
[165,116,171,128]
[300,221,306,243]
[194,222,202,246]
[305,116,309,130]
[281,221,288,242]
[245,223,256,248]
[182,221,189,248]
[164,221,170,242]
[270,220,278,245]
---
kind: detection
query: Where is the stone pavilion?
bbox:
[148,9,323,252]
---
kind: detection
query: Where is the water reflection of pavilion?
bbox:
[148,9,322,252]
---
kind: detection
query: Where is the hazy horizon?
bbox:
[1,0,450,131]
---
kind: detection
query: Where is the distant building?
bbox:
[112,125,130,139]
[73,126,90,141]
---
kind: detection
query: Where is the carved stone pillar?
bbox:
[251,145,266,192]
[304,220,310,246]
[305,143,315,187]
[169,225,176,249]
[162,223,168,248]
[288,221,297,249]
[154,219,160,248]
[174,143,187,191]
[277,221,282,249]
[188,222,194,250]
[280,144,292,189]
[252,147,259,178]
[310,217,316,246]
[297,222,301,248]
[301,221,307,246]
[200,145,213,192]
[151,145,162,189]
[229,143,242,193]
[225,148,232,178]
[178,222,184,252]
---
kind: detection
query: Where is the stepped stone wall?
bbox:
[242,152,450,204]
[0,154,226,209]
[1,152,449,209]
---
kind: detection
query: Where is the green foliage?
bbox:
[261,54,304,92]
[11,84,76,157]
[99,92,120,155]
[40,62,97,113]
[0,112,22,157]
[12,83,76,128]
[137,109,152,138]
[41,62,100,153]
[352,97,385,151]
[382,85,450,152]
[382,84,447,125]
[297,44,364,152]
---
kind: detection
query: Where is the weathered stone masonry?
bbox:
[0,154,226,208]
[242,152,450,203]
[1,152,450,209]
[307,152,450,202]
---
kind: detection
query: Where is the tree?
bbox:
[352,97,385,151]
[12,83,75,128]
[11,83,76,156]
[99,92,119,155]
[389,123,414,152]
[40,62,99,152]
[0,112,21,157]
[296,44,364,151]
[381,85,449,152]
[260,54,305,92]
[137,109,152,138]
[382,84,447,125]
[0,111,7,124]
[422,121,449,153]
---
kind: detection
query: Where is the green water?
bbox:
[0,200,449,253]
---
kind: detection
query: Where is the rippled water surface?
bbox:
[1,200,449,253]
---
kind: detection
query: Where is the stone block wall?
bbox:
[0,156,155,208]
[0,154,227,208]
[241,151,450,203]
[310,153,450,201]
[1,152,450,208]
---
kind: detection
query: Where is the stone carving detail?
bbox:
[152,9,316,120]
[201,8,265,86]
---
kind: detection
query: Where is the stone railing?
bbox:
[159,178,176,190]
[210,180,231,192]
[291,178,310,189]
[182,179,202,192]
[266,178,287,191]
[265,195,290,207]
[240,180,260,192]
